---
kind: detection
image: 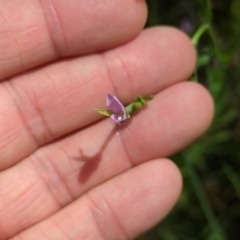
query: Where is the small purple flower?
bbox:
[180,18,193,33]
[106,94,127,123]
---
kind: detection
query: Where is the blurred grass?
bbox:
[137,0,240,239]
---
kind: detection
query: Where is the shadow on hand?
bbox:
[72,124,117,184]
[70,100,150,184]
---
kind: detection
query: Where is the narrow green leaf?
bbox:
[95,109,111,117]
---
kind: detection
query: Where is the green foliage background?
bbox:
[137,0,240,239]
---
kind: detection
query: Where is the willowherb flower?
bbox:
[95,93,154,124]
[106,94,127,123]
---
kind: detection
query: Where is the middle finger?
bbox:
[0,27,196,169]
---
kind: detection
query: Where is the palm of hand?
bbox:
[0,1,213,239]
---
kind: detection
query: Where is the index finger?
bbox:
[0,0,147,79]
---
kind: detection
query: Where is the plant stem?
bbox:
[192,24,209,47]
[184,155,227,240]
[204,0,213,23]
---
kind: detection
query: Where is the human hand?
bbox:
[0,0,213,239]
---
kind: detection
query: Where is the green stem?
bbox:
[204,0,213,23]
[222,164,240,201]
[204,0,224,62]
[208,25,224,63]
[192,24,209,47]
[191,1,224,81]
[191,24,209,82]
[184,156,226,240]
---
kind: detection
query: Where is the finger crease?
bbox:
[115,52,134,99]
[32,151,74,208]
[117,128,139,167]
[39,0,67,57]
[4,80,54,146]
[3,81,39,147]
[87,192,130,240]
[101,53,120,98]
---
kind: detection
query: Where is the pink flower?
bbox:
[106,94,127,123]
[95,93,153,124]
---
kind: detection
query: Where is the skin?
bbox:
[0,0,214,239]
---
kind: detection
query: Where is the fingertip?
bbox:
[122,158,183,238]
[150,26,197,82]
[94,158,183,239]
[43,0,149,55]
[143,158,183,218]
[119,81,214,162]
[154,81,214,150]
[178,81,214,135]
[111,26,197,96]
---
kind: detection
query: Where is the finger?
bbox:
[0,82,213,238]
[0,27,196,169]
[0,0,147,79]
[10,159,182,240]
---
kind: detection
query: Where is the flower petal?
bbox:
[106,94,125,114]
